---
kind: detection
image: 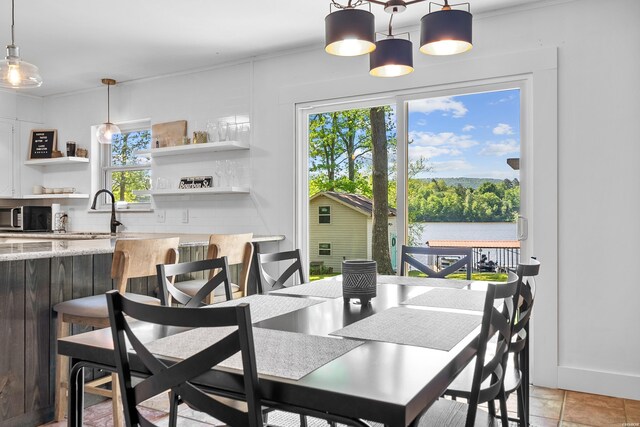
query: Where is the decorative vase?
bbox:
[342,260,377,305]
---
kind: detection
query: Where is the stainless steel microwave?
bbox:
[0,206,52,231]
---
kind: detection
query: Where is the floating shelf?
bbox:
[136,141,249,158]
[21,194,90,199]
[149,187,249,196]
[24,157,89,166]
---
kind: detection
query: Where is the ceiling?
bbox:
[0,0,545,96]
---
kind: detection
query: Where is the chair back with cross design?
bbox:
[106,290,262,427]
[157,257,233,307]
[400,245,473,279]
[256,249,305,293]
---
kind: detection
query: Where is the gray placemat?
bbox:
[402,288,486,312]
[147,327,363,380]
[330,307,481,351]
[377,275,471,289]
[209,294,321,323]
[269,279,343,299]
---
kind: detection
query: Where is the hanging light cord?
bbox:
[10,0,16,46]
[107,84,111,123]
[387,14,394,37]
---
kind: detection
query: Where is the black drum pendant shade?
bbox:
[420,8,472,55]
[325,8,376,56]
[369,38,414,77]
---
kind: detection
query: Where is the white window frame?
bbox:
[318,205,331,224]
[96,119,152,210]
[318,242,332,256]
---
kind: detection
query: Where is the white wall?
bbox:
[3,0,638,399]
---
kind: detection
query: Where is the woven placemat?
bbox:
[330,307,481,351]
[402,288,486,312]
[208,294,321,323]
[147,327,363,380]
[376,275,471,289]
[269,279,343,299]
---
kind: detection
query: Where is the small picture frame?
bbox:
[29,129,58,159]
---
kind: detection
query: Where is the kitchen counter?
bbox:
[0,232,285,261]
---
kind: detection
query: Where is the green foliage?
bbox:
[408,178,519,222]
[110,130,151,203]
[308,107,396,200]
[309,264,334,276]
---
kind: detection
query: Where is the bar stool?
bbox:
[173,233,253,303]
[53,237,179,424]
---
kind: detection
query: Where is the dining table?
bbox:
[57,275,491,427]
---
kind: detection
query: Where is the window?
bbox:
[319,243,331,256]
[100,121,152,208]
[319,206,331,224]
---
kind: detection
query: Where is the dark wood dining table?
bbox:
[58,276,487,427]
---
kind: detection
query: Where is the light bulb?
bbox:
[7,64,21,86]
[326,39,375,57]
[420,39,472,56]
[96,122,121,145]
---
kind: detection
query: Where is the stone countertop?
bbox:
[0,233,285,262]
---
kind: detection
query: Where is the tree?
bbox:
[110,130,151,202]
[370,107,394,274]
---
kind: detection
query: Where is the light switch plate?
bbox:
[181,209,189,224]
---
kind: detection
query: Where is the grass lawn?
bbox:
[309,271,507,282]
[408,270,508,282]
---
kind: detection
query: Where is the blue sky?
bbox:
[407,89,520,180]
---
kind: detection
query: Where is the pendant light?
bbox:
[96,79,121,145]
[420,0,473,56]
[370,15,413,78]
[0,0,42,89]
[325,2,376,57]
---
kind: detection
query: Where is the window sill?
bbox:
[88,208,153,213]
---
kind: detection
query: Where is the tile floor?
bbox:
[42,385,640,427]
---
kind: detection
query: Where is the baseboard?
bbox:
[558,366,640,400]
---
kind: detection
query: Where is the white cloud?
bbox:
[409,131,478,149]
[462,125,475,132]
[409,146,462,160]
[489,94,517,105]
[479,139,520,156]
[431,160,474,172]
[409,97,468,118]
[493,123,514,135]
[416,119,427,126]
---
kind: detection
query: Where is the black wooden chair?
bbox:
[443,259,540,427]
[409,271,521,427]
[400,245,473,279]
[157,257,234,307]
[106,290,262,427]
[501,258,541,426]
[256,249,305,294]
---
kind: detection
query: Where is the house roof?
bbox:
[310,191,396,217]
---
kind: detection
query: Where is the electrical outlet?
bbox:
[181,209,189,224]
[156,209,165,223]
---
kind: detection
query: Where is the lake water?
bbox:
[414,222,517,243]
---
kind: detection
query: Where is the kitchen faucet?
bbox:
[91,189,122,234]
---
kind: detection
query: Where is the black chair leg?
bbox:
[498,389,509,427]
[169,391,179,427]
[300,414,308,427]
[517,386,527,427]
[488,399,496,417]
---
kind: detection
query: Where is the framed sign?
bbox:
[179,176,213,190]
[29,129,58,159]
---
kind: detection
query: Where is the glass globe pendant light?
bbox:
[325,2,376,57]
[0,0,43,89]
[96,79,121,145]
[420,0,473,56]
